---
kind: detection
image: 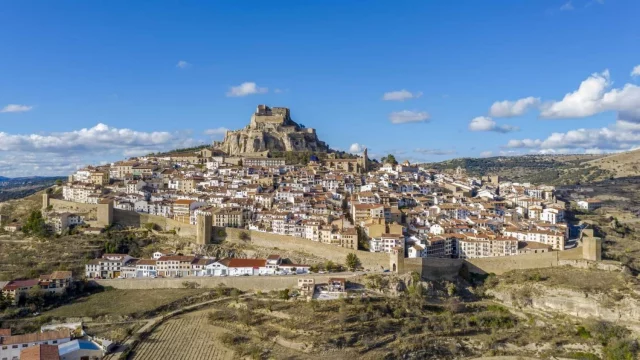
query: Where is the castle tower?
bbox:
[97,199,114,227]
[582,236,602,261]
[359,147,370,173]
[195,209,213,245]
[42,193,50,209]
[390,246,405,274]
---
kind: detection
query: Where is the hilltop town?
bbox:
[0,105,638,360]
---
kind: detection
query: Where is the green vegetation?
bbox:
[381,154,398,165]
[269,150,357,165]
[22,210,47,237]
[423,154,609,185]
[345,253,361,271]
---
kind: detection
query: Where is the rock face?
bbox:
[489,285,640,331]
[214,105,329,155]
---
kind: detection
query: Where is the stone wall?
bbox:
[95,273,357,291]
[219,228,389,270]
[113,209,197,238]
[404,247,587,277]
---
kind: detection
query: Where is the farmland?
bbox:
[131,309,234,360]
[44,288,211,318]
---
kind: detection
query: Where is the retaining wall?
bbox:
[95,273,357,291]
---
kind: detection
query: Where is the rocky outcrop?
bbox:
[488,284,640,331]
[214,105,329,155]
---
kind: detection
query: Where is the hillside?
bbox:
[0,176,65,202]
[585,148,640,178]
[423,154,609,185]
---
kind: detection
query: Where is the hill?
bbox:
[584,148,640,178]
[423,154,612,185]
[0,176,65,202]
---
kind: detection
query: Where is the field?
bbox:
[125,285,610,360]
[44,288,210,319]
[586,149,640,178]
[131,309,234,360]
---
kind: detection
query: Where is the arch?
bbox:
[392,263,397,272]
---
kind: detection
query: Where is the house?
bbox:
[20,344,60,360]
[85,254,132,279]
[191,258,214,277]
[327,278,346,293]
[3,222,21,233]
[1,279,40,305]
[135,259,157,278]
[38,271,73,295]
[57,340,104,360]
[0,329,71,360]
[156,256,197,277]
[298,278,316,297]
[227,259,267,276]
[577,199,603,212]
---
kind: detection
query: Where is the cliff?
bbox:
[214,105,330,155]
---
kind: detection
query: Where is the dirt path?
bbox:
[104,294,251,360]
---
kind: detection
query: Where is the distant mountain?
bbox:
[0,176,66,202]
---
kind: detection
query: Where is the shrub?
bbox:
[182,281,200,289]
[239,231,251,242]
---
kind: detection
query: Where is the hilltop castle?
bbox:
[214,105,330,155]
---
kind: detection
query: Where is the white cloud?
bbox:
[505,117,640,152]
[1,104,33,113]
[226,82,268,97]
[388,110,430,124]
[479,151,493,157]
[632,65,640,77]
[560,1,574,10]
[382,90,422,101]
[414,148,456,156]
[176,60,191,69]
[204,127,229,137]
[0,123,197,153]
[540,69,640,119]
[349,143,366,153]
[468,116,519,133]
[506,139,543,148]
[489,97,540,117]
[0,124,203,176]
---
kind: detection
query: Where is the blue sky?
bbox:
[1,0,639,176]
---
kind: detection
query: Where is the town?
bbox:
[0,105,614,360]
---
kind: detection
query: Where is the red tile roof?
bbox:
[0,329,71,345]
[227,259,266,268]
[20,344,60,360]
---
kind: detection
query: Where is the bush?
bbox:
[182,281,200,289]
[239,231,251,242]
[279,289,290,300]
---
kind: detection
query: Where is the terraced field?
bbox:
[132,309,234,360]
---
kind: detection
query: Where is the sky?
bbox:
[1,0,639,177]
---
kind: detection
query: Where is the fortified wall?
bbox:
[45,195,113,227]
[220,227,389,270]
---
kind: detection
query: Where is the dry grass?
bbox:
[43,288,209,318]
[586,148,640,178]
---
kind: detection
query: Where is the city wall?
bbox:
[219,227,389,270]
[404,247,585,278]
[112,209,197,238]
[94,273,356,291]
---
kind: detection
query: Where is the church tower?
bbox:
[359,147,370,172]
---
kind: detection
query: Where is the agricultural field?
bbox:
[44,288,210,319]
[129,285,612,360]
[131,309,234,360]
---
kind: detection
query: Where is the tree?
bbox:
[381,154,398,165]
[325,260,336,272]
[346,253,360,272]
[239,231,251,242]
[23,210,47,237]
[55,179,63,186]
